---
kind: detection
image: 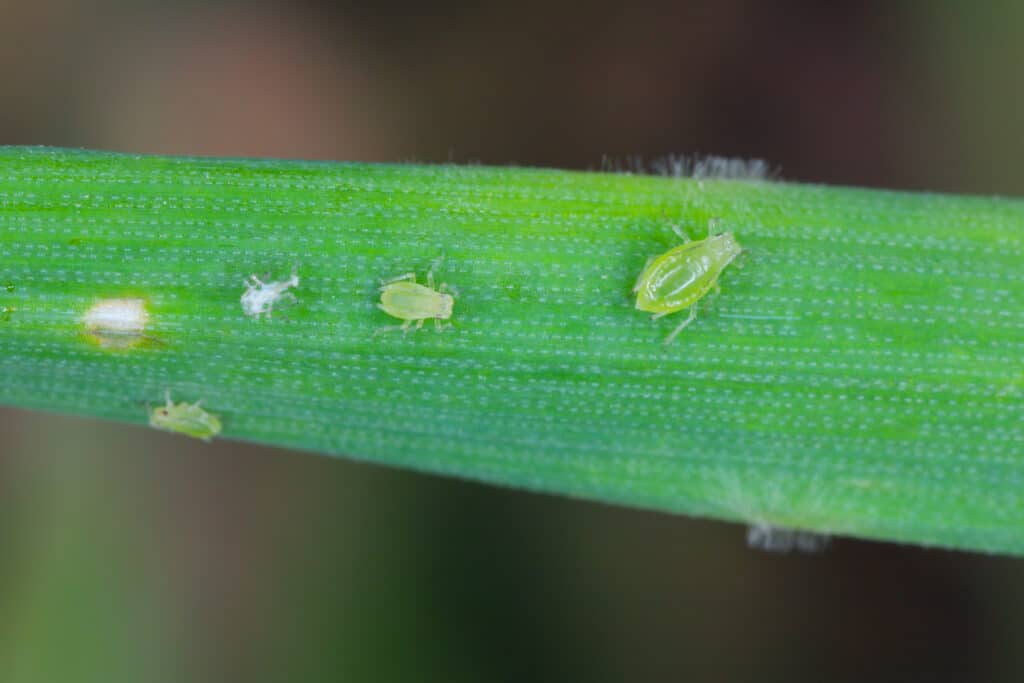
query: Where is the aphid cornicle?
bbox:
[377,261,454,334]
[633,228,742,344]
[148,391,222,441]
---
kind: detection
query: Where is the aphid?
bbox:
[633,227,742,344]
[148,390,222,441]
[376,261,454,334]
[241,266,299,319]
[82,297,150,349]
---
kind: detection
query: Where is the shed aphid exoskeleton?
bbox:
[148,390,222,441]
[633,223,742,344]
[241,265,299,319]
[376,259,455,334]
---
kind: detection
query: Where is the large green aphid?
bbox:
[633,229,743,344]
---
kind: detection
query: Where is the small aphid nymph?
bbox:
[241,266,299,319]
[377,261,455,334]
[633,227,742,344]
[148,391,222,441]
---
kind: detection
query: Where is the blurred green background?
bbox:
[2,1,1024,680]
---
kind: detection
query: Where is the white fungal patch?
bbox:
[82,298,149,349]
[241,266,299,319]
[600,154,775,180]
[746,523,831,553]
[707,469,835,554]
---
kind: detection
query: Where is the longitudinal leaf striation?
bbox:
[1,147,1021,554]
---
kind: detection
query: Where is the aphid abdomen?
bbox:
[643,253,713,313]
[635,232,741,315]
[380,282,447,320]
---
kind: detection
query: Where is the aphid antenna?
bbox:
[427,255,448,288]
[670,223,691,243]
[380,272,417,286]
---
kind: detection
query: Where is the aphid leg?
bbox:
[374,325,405,336]
[415,319,425,331]
[671,224,691,243]
[424,256,448,290]
[164,389,173,407]
[434,318,444,332]
[381,272,416,286]
[663,306,698,345]
[703,282,722,311]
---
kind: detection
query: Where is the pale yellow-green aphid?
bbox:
[148,391,222,441]
[376,260,454,334]
[633,226,743,344]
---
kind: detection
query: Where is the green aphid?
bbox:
[148,391,222,441]
[633,227,743,344]
[376,261,454,334]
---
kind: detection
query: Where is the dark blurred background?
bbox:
[2,1,1024,681]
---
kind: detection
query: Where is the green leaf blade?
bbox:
[1,146,1022,554]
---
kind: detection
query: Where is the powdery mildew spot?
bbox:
[746,523,831,553]
[599,154,775,180]
[82,298,149,349]
[241,266,299,319]
[708,469,834,554]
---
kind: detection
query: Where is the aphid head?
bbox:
[707,232,742,265]
[437,293,454,318]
